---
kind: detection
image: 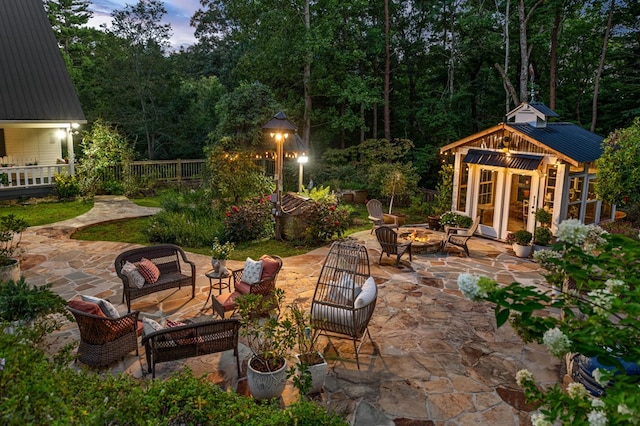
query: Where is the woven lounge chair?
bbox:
[441,215,480,257]
[366,199,399,234]
[310,241,377,369]
[67,305,139,367]
[375,225,412,267]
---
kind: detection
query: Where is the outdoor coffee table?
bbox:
[398,228,442,254]
[201,270,231,312]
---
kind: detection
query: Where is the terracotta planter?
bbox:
[247,356,288,400]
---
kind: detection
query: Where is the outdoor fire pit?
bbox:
[399,228,442,254]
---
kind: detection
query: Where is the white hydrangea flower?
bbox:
[592,398,605,408]
[516,369,534,388]
[618,403,633,415]
[542,327,572,357]
[592,368,608,387]
[556,219,589,245]
[567,382,589,399]
[458,273,484,300]
[587,409,608,426]
[587,288,614,316]
[584,225,608,252]
[533,249,563,273]
[604,279,625,293]
[531,412,552,426]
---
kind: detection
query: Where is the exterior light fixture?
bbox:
[262,112,298,240]
[297,154,308,192]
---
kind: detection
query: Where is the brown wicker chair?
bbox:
[212,255,283,318]
[67,305,139,367]
[141,319,240,379]
[115,244,196,312]
[441,215,480,257]
[310,241,377,369]
[366,199,399,234]
[375,225,412,267]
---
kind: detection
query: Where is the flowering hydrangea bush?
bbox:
[458,219,640,425]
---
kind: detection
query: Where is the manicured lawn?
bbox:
[0,199,94,226]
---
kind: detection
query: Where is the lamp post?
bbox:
[297,154,308,192]
[262,112,297,240]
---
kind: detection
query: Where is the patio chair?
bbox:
[67,303,139,367]
[441,215,480,257]
[212,255,283,318]
[310,241,377,369]
[375,225,412,267]
[366,199,399,234]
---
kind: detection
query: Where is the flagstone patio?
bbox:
[22,196,560,425]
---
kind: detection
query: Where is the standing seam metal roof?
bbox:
[508,123,603,164]
[463,149,543,170]
[0,0,86,122]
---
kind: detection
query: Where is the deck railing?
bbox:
[0,164,71,188]
[0,159,206,191]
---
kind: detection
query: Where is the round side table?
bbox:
[201,270,231,312]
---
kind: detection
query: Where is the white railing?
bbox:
[0,164,71,189]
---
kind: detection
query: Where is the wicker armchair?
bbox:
[366,199,399,234]
[310,241,377,369]
[212,255,283,318]
[67,305,139,367]
[375,225,412,267]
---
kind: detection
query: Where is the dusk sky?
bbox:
[88,0,200,48]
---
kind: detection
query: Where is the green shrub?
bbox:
[53,172,80,200]
[224,197,274,243]
[600,220,640,240]
[456,214,473,228]
[533,226,553,245]
[0,278,68,322]
[0,332,347,425]
[145,210,221,247]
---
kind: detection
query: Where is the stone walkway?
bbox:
[22,196,560,426]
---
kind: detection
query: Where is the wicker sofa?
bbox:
[115,244,196,312]
[141,318,240,379]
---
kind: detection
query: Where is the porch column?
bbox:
[66,128,75,175]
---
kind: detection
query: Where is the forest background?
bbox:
[45,0,639,189]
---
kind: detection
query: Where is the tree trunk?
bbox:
[383,0,391,141]
[591,0,615,132]
[549,6,561,110]
[372,102,378,139]
[517,0,543,103]
[502,0,511,113]
[494,63,520,106]
[303,0,312,153]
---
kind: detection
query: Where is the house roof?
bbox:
[440,122,604,166]
[0,0,86,123]
[508,122,603,164]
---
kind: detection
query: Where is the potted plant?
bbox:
[455,214,474,229]
[211,238,235,270]
[0,214,28,283]
[236,289,296,400]
[0,277,70,335]
[507,229,533,258]
[288,302,327,395]
[533,226,553,249]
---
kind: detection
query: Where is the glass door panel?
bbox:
[477,169,497,225]
[507,174,531,232]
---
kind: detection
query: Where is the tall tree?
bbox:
[590,0,615,132]
[107,0,174,159]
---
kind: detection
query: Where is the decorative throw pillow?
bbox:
[242,257,263,285]
[136,258,160,284]
[259,255,280,281]
[68,299,106,317]
[142,317,164,336]
[326,275,361,306]
[354,276,377,308]
[122,260,145,289]
[80,295,120,318]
